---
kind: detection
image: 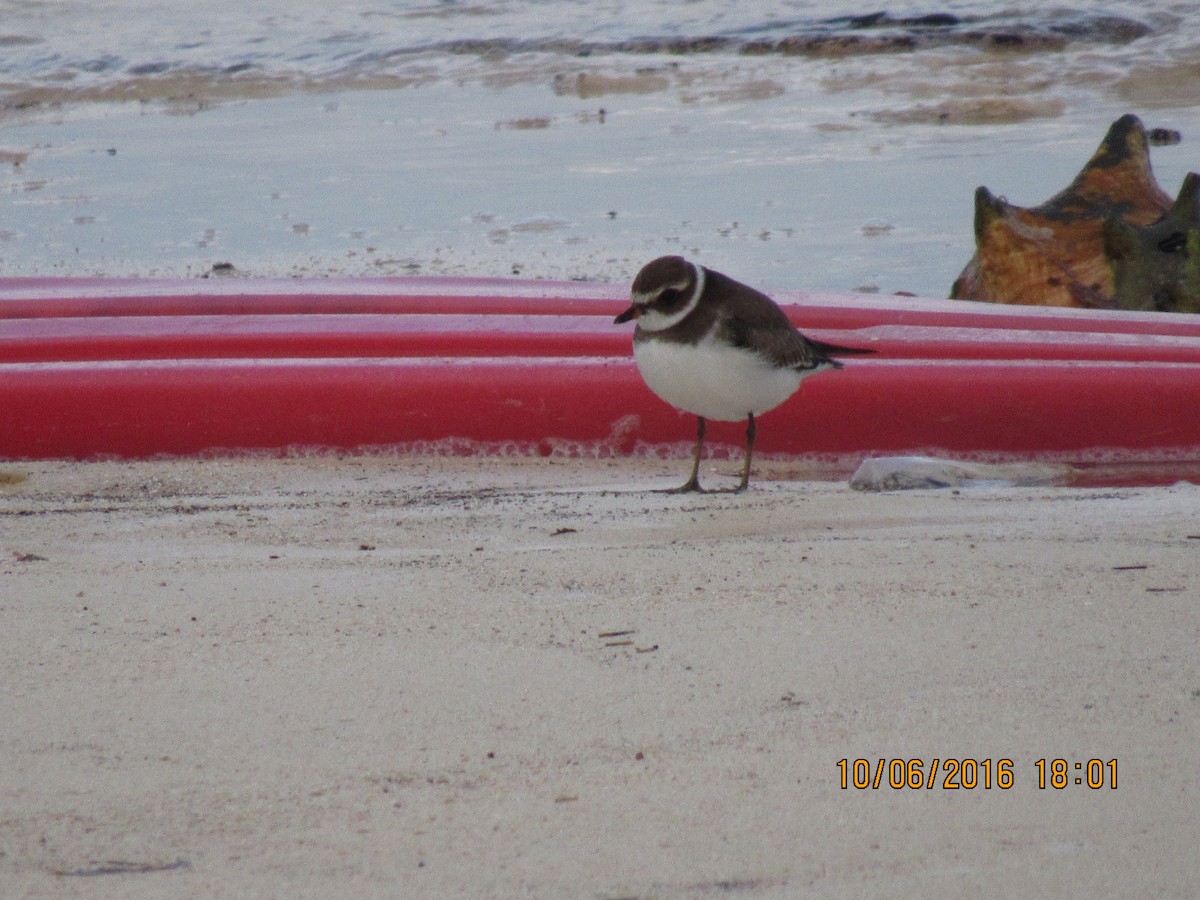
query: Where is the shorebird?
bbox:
[614,255,872,492]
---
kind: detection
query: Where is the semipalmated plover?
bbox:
[614,255,872,492]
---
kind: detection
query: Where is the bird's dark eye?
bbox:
[657,288,680,306]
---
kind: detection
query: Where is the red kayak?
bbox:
[2,277,1199,474]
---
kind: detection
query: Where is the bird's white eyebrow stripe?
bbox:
[632,277,690,305]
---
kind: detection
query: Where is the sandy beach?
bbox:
[2,455,1197,897]
[3,3,1200,895]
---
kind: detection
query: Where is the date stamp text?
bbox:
[836,758,1117,790]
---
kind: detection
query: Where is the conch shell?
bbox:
[951,114,1200,312]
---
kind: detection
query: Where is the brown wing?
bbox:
[712,271,873,370]
[726,318,831,370]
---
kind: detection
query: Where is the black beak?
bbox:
[614,304,639,325]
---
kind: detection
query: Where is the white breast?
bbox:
[633,334,821,422]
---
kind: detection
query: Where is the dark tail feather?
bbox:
[808,336,876,368]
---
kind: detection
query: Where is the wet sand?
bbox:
[2,456,1197,897]
[4,50,1198,297]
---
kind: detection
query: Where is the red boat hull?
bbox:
[3,277,1199,468]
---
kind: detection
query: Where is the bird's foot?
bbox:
[657,479,752,495]
[658,477,704,494]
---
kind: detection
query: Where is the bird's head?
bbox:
[614,255,706,332]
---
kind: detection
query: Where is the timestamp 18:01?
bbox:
[836,758,1118,790]
[1035,758,1118,789]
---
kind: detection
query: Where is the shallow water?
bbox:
[2,1,1199,295]
[1,1,1193,87]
